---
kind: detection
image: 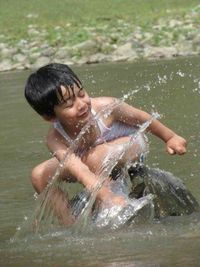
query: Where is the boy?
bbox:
[24,63,187,224]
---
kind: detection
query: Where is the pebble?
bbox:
[0,59,13,71]
[144,46,178,59]
[32,56,51,69]
[13,53,27,63]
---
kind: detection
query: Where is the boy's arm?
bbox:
[113,101,187,155]
[47,128,125,206]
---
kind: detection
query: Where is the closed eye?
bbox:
[78,88,85,97]
[62,98,73,108]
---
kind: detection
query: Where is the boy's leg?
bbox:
[31,135,145,193]
[31,157,75,226]
[82,136,147,202]
[82,136,143,175]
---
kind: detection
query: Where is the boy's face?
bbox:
[53,84,91,130]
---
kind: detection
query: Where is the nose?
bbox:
[76,97,87,111]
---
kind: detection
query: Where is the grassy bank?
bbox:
[1,1,200,71]
[1,0,199,45]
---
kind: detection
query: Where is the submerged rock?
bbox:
[70,165,199,230]
[129,166,200,218]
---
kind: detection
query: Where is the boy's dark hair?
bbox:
[24,63,82,117]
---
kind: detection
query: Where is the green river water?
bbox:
[0,57,200,266]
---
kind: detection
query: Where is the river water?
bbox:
[0,57,200,266]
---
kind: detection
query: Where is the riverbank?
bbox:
[1,3,200,72]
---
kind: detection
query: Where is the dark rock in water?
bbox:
[69,165,199,230]
[129,165,200,218]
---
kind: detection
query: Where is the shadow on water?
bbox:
[1,56,200,266]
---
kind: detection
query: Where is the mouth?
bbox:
[78,108,90,118]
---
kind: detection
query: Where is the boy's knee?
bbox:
[31,165,47,194]
[31,158,58,193]
[83,144,109,173]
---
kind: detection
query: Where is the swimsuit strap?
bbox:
[91,108,109,134]
[53,108,137,145]
[53,121,73,145]
[53,108,104,143]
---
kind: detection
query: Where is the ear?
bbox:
[42,115,56,122]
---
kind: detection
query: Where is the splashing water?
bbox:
[13,79,200,239]
[5,57,200,267]
[72,112,160,232]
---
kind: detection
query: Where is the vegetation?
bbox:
[1,1,200,71]
[0,0,199,45]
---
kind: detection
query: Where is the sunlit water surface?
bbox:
[0,57,200,266]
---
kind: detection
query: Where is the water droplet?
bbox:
[33,192,38,200]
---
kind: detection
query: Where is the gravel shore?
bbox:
[1,5,200,72]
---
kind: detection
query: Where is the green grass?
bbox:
[0,0,199,45]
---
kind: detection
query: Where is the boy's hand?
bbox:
[166,134,187,155]
[99,192,127,209]
[109,194,127,207]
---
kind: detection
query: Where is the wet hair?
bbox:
[24,63,82,117]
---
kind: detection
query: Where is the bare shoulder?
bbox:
[47,126,68,148]
[91,96,116,113]
[47,126,56,141]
